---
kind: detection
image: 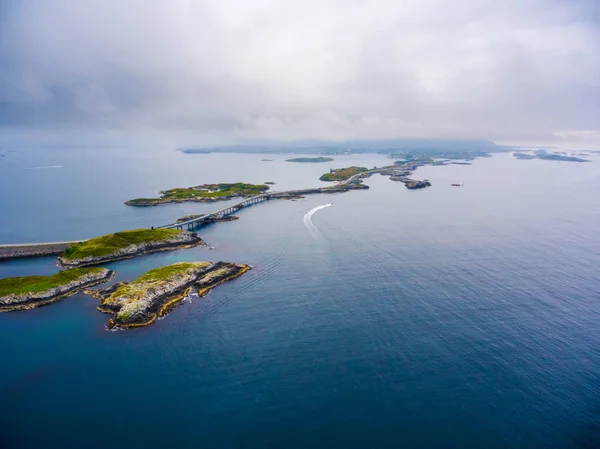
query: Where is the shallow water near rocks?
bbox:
[0,148,599,448]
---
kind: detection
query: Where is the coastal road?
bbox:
[0,241,82,260]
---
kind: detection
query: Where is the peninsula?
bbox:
[126,182,269,206]
[0,268,114,312]
[286,157,334,163]
[58,229,204,268]
[90,261,251,329]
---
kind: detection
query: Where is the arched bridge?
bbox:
[157,194,270,230]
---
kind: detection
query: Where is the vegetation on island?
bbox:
[319,166,369,182]
[265,181,276,185]
[95,261,251,328]
[513,151,589,162]
[60,229,192,262]
[126,183,270,206]
[286,157,334,163]
[0,268,106,297]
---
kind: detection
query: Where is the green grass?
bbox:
[319,166,369,181]
[62,229,184,261]
[285,157,334,163]
[0,268,104,296]
[110,262,209,301]
[127,183,269,205]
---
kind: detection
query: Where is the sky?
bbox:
[0,0,599,148]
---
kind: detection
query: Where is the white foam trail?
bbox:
[303,203,332,239]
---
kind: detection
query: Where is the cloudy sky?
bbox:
[0,0,598,146]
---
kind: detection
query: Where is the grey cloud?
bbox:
[0,0,598,146]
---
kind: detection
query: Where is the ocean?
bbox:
[0,147,599,448]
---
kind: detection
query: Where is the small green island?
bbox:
[58,229,204,268]
[0,267,114,312]
[91,261,251,329]
[319,166,369,182]
[286,157,334,163]
[126,182,270,206]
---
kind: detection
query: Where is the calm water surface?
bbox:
[0,148,599,448]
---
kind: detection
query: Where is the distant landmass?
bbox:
[179,139,501,155]
[286,157,334,163]
[514,150,590,162]
[179,149,211,154]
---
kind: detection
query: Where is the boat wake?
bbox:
[303,203,333,239]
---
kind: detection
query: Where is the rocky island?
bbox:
[90,261,251,329]
[0,267,114,312]
[390,177,432,189]
[286,157,334,163]
[319,166,369,181]
[126,182,269,206]
[58,229,204,268]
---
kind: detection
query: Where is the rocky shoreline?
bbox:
[89,261,251,329]
[0,268,114,312]
[58,231,204,268]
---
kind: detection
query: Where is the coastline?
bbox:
[0,268,115,312]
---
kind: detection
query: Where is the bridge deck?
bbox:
[158,194,270,229]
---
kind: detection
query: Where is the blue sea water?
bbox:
[0,147,599,448]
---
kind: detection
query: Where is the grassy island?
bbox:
[286,157,334,163]
[93,261,251,328]
[126,183,269,206]
[0,267,113,312]
[59,229,203,268]
[319,166,369,182]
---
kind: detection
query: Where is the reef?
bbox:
[89,261,251,329]
[0,268,114,312]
